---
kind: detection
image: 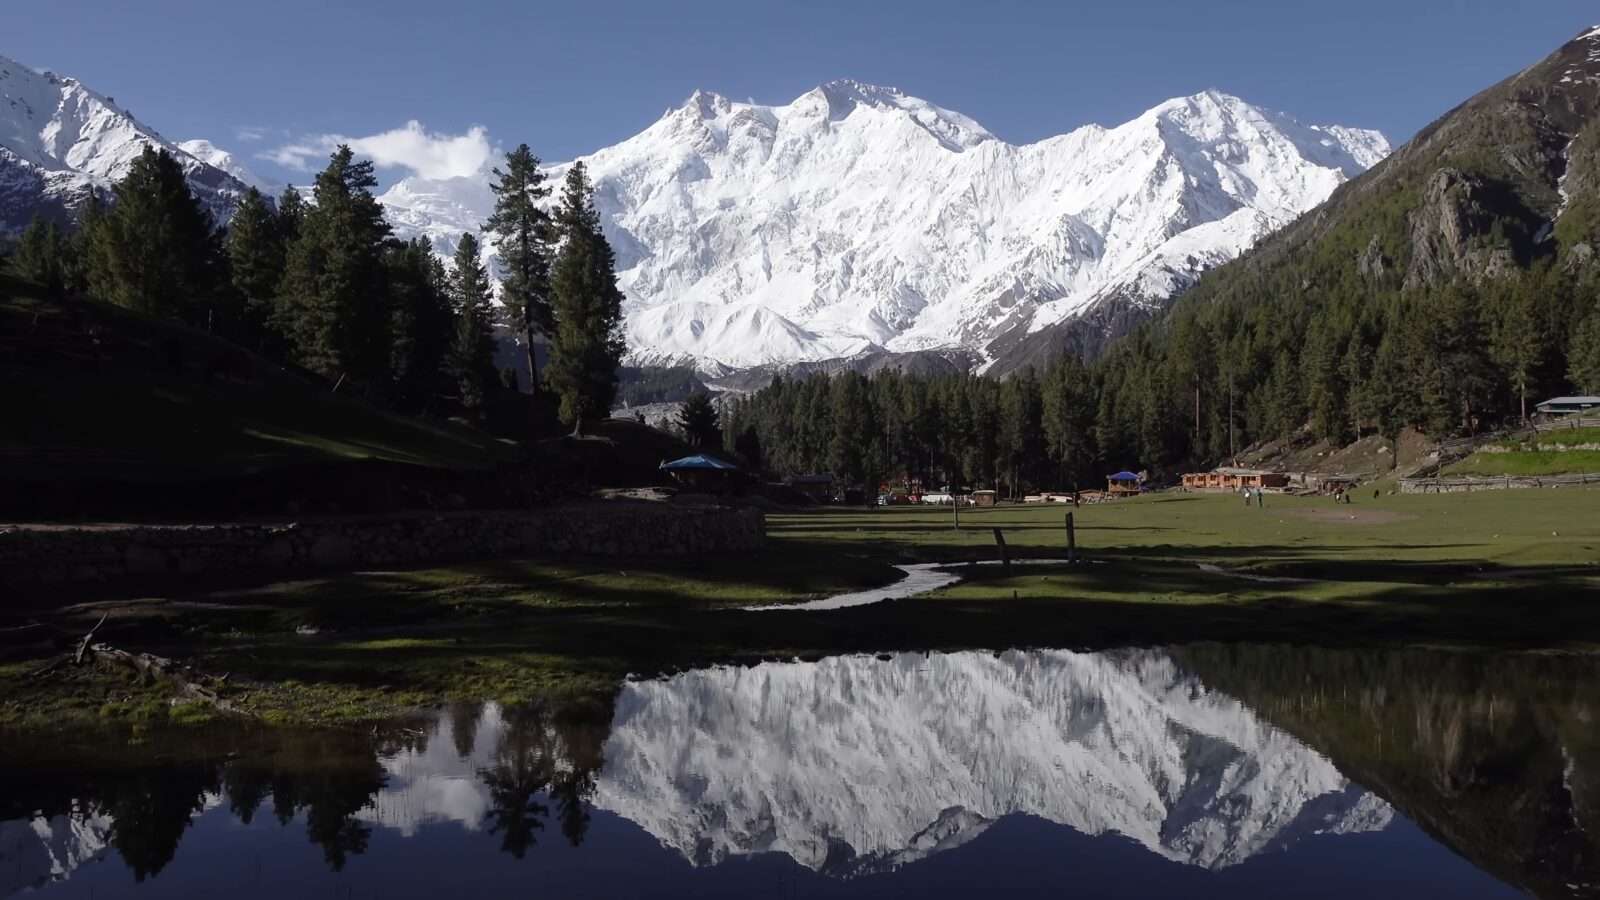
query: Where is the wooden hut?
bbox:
[1182,468,1289,492]
[787,474,835,503]
[1106,471,1142,496]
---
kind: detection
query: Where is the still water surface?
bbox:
[2,645,1594,898]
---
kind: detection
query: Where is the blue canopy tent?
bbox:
[1106,470,1142,495]
[660,454,739,472]
[660,454,740,491]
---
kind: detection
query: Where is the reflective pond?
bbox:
[3,645,1596,898]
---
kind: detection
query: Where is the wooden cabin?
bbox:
[1182,468,1290,492]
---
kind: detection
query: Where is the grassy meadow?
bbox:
[3,486,1598,729]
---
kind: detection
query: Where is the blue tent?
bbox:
[660,454,739,472]
[1108,471,1140,482]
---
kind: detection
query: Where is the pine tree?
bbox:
[85,146,221,323]
[734,425,764,471]
[275,146,392,381]
[546,162,625,434]
[1490,286,1544,423]
[997,369,1043,498]
[1041,355,1095,489]
[447,233,497,413]
[1571,305,1600,394]
[386,238,454,410]
[485,144,554,403]
[8,216,71,296]
[226,187,286,350]
[276,186,306,243]
[1304,321,1349,443]
[677,392,721,449]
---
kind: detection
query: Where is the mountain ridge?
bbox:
[0,53,252,231]
[371,81,1387,373]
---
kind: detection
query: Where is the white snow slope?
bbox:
[0,54,250,232]
[380,82,1388,371]
[595,649,1391,875]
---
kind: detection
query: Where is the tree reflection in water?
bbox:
[0,647,1596,898]
[479,698,610,857]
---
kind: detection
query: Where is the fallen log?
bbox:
[83,643,249,716]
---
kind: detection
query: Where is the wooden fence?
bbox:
[1533,417,1600,432]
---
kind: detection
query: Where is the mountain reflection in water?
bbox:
[1,645,1591,899]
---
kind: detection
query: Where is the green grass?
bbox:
[5,487,1599,730]
[1,284,517,484]
[1446,450,1600,476]
[1524,426,1600,447]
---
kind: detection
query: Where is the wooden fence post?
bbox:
[1066,512,1077,565]
[992,528,1010,571]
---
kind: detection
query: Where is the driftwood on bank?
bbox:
[73,613,109,665]
[81,643,247,715]
[29,618,247,716]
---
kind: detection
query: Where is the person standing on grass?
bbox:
[1243,488,1252,507]
[1257,489,1264,509]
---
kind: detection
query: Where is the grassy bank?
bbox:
[4,487,1598,730]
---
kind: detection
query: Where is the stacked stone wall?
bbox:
[1,503,765,588]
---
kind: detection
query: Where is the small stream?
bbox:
[749,559,1079,611]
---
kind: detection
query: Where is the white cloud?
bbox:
[260,121,495,181]
[234,126,268,143]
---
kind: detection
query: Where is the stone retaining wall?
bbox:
[1398,473,1600,494]
[0,503,765,589]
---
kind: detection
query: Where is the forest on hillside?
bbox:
[3,142,627,436]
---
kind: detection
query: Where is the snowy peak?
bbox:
[0,54,251,231]
[177,138,277,195]
[374,82,1388,372]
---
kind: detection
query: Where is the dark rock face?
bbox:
[1402,168,1532,288]
[984,289,1162,376]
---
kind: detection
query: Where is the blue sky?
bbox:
[9,0,1598,186]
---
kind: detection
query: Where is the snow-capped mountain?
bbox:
[594,649,1392,875]
[176,139,278,196]
[0,54,251,233]
[380,82,1388,371]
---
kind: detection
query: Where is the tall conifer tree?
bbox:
[9,216,71,296]
[85,146,221,323]
[276,146,391,381]
[448,233,497,412]
[226,187,286,350]
[1571,306,1600,394]
[386,237,454,410]
[547,162,625,434]
[484,144,553,404]
[677,392,721,449]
